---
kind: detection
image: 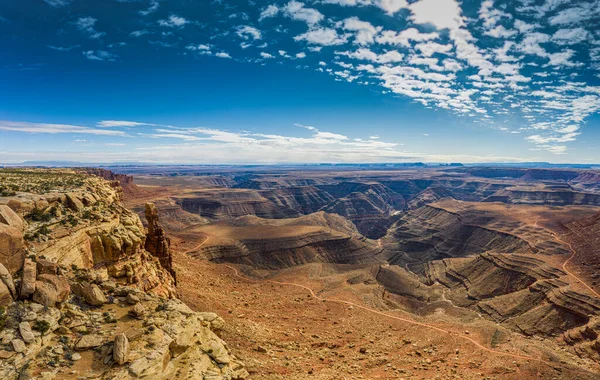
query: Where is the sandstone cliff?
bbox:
[0,169,248,379]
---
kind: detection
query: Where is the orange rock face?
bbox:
[144,203,176,283]
[0,224,25,274]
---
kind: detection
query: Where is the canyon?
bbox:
[1,165,600,379]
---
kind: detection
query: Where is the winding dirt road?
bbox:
[183,236,210,255]
[550,231,600,299]
[177,226,597,375]
[223,265,583,373]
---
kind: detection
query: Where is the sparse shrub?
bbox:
[38,225,51,236]
[33,320,51,335]
[0,306,6,330]
[69,215,79,226]
[27,208,52,223]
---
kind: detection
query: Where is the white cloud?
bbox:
[409,0,464,31]
[479,0,512,29]
[159,15,188,28]
[375,0,408,15]
[130,30,148,38]
[514,19,537,33]
[186,44,211,52]
[260,52,275,59]
[546,49,577,67]
[551,28,590,45]
[0,120,127,136]
[48,45,80,52]
[44,0,70,7]
[376,28,439,47]
[259,5,280,21]
[484,25,516,38]
[339,48,404,63]
[549,3,599,25]
[322,0,408,15]
[519,32,550,57]
[97,120,154,128]
[295,28,349,46]
[296,52,307,58]
[415,42,453,57]
[215,52,232,59]
[140,1,159,16]
[83,50,117,61]
[75,17,104,39]
[237,25,262,40]
[284,1,324,25]
[492,41,518,62]
[342,17,382,45]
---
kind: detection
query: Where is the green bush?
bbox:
[27,208,52,222]
[0,306,6,330]
[33,320,51,335]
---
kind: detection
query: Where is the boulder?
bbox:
[113,333,129,365]
[36,259,58,275]
[128,348,170,378]
[32,281,57,307]
[0,205,24,230]
[18,322,35,344]
[11,339,26,353]
[0,350,15,359]
[0,280,12,306]
[73,283,107,306]
[129,303,146,319]
[75,334,104,350]
[0,263,16,299]
[125,293,140,305]
[169,329,194,357]
[20,258,36,299]
[33,274,70,305]
[198,312,225,330]
[65,193,84,212]
[203,340,231,364]
[0,224,25,273]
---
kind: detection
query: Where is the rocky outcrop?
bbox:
[73,282,107,306]
[20,258,37,299]
[0,170,176,297]
[144,203,176,282]
[113,333,129,365]
[0,263,16,299]
[0,205,25,273]
[0,169,247,379]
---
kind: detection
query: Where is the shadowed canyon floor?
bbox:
[114,165,600,379]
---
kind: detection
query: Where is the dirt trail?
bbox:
[223,265,596,375]
[183,236,210,255]
[550,231,600,299]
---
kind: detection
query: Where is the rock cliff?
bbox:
[0,169,247,379]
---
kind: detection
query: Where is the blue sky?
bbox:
[1,0,599,164]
